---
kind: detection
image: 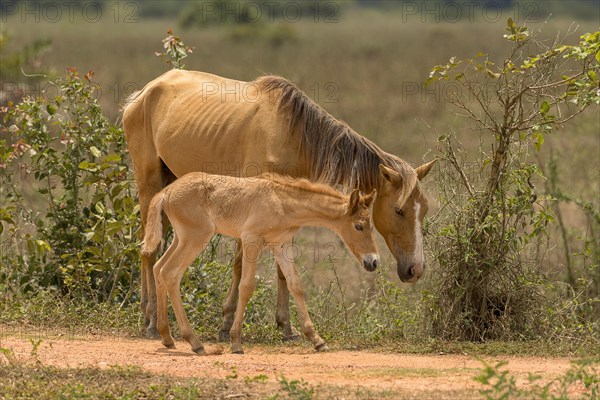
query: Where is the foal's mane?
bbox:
[256,76,416,193]
[257,173,346,201]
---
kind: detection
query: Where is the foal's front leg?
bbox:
[220,239,242,340]
[272,244,327,351]
[229,237,263,354]
[221,239,298,342]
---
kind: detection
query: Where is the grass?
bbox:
[1,291,598,358]
[0,357,414,400]
[0,363,293,400]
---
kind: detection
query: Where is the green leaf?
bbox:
[595,49,600,63]
[46,104,57,115]
[103,153,122,163]
[540,101,550,116]
[534,132,544,151]
[486,69,500,79]
[507,17,515,29]
[90,146,101,158]
[95,202,106,214]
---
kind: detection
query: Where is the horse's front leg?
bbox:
[273,244,327,351]
[275,264,300,341]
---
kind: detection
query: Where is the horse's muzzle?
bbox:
[362,254,379,272]
[398,262,424,283]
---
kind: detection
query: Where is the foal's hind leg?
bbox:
[161,226,214,354]
[153,234,179,349]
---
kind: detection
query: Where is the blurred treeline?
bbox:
[2,0,599,23]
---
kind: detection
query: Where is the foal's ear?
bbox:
[362,189,377,208]
[347,189,361,214]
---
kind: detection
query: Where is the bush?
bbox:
[425,21,599,341]
[0,68,140,304]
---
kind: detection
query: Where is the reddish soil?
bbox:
[0,333,583,398]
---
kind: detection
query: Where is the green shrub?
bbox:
[0,68,140,304]
[425,21,599,341]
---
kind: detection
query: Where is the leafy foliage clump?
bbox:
[1,68,140,304]
[425,20,599,341]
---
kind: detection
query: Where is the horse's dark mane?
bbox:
[256,76,414,193]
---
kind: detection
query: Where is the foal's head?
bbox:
[337,189,379,272]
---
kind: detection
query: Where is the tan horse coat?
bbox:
[123,69,435,338]
[142,173,378,354]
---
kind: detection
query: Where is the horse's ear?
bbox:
[347,189,360,214]
[378,164,402,187]
[362,189,377,208]
[416,159,436,181]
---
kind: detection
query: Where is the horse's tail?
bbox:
[141,191,166,255]
[123,89,143,109]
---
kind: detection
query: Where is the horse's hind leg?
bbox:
[273,245,326,351]
[138,176,164,338]
[134,158,175,338]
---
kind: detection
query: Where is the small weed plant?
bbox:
[476,357,599,399]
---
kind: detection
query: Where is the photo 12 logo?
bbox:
[399,1,539,23]
[195,1,339,24]
[1,1,140,23]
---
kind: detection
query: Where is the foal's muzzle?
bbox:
[362,254,379,272]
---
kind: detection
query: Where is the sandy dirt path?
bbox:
[0,333,581,398]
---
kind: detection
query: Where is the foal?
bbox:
[142,172,379,354]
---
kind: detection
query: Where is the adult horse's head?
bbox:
[373,160,436,283]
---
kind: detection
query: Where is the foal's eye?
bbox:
[394,207,404,216]
[354,223,363,231]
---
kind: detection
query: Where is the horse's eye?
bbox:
[394,207,404,216]
[354,223,363,231]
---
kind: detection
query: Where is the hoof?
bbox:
[163,341,176,349]
[315,343,329,352]
[219,330,230,341]
[283,333,301,342]
[231,344,244,354]
[145,327,160,339]
[193,346,206,355]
